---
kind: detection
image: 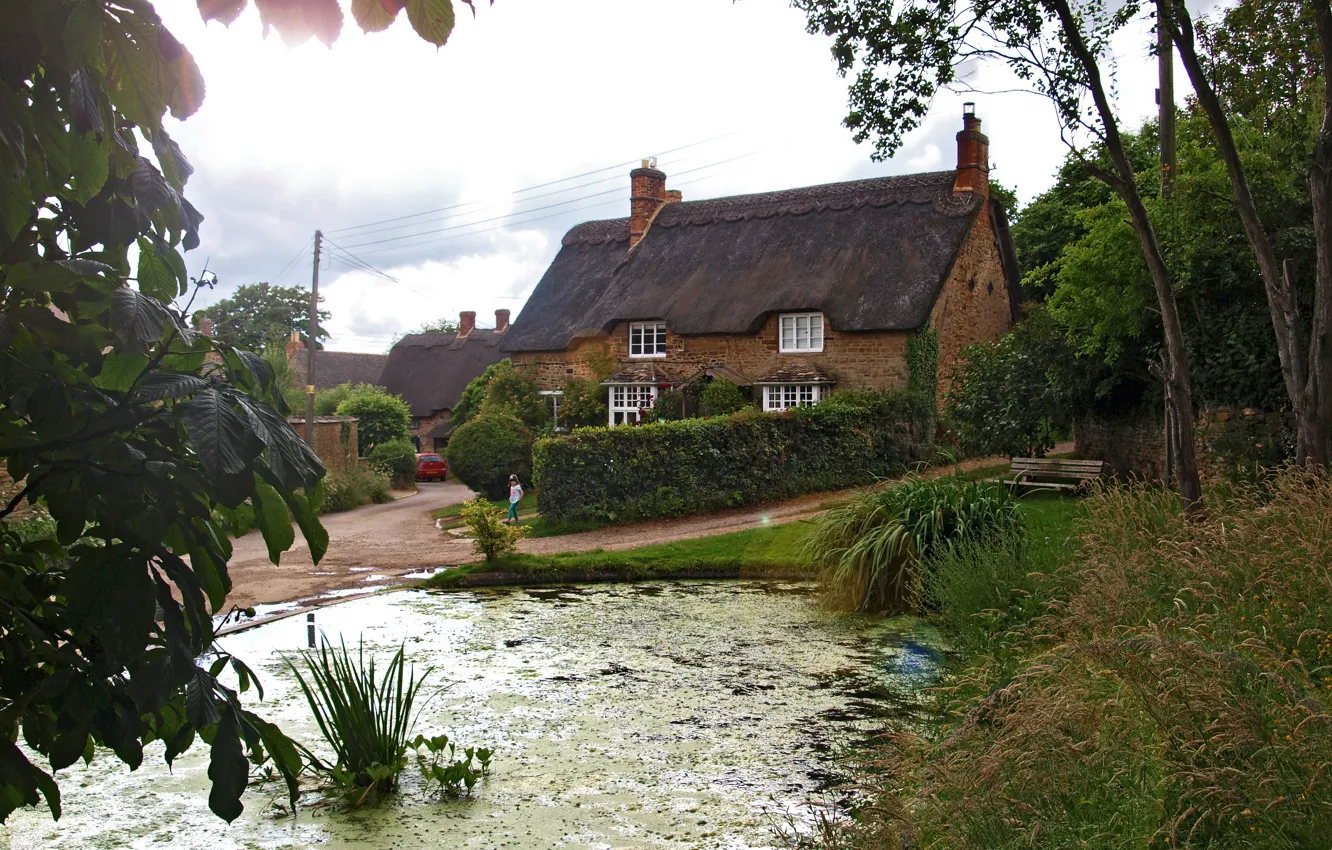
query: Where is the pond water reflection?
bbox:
[2,580,940,850]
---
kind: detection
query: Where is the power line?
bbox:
[324,132,738,236]
[271,236,312,283]
[338,152,756,252]
[322,237,399,282]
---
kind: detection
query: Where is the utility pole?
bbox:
[304,230,322,447]
[1158,0,1176,199]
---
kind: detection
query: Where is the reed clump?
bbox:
[803,474,1020,612]
[820,470,1332,849]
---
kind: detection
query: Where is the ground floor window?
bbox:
[609,384,657,426]
[762,384,823,411]
[540,390,564,430]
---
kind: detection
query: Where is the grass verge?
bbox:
[820,473,1332,849]
[421,521,813,588]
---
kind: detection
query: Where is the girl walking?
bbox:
[506,474,524,524]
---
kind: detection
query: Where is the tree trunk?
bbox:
[1307,0,1332,468]
[1050,0,1204,518]
[1171,3,1325,466]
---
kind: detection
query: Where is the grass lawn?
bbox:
[421,520,814,588]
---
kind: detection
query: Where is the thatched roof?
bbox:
[503,171,1014,353]
[291,351,388,392]
[379,330,508,418]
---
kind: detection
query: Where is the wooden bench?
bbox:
[994,457,1108,493]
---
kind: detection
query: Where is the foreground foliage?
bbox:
[0,0,342,824]
[823,474,1332,848]
[803,475,1020,612]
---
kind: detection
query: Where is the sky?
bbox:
[156,0,1221,354]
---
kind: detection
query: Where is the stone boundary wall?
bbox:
[1075,406,1294,481]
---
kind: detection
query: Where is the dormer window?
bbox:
[779,313,824,353]
[629,321,668,358]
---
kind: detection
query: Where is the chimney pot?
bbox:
[495,309,510,332]
[459,311,476,337]
[953,104,990,197]
[285,329,304,361]
[665,189,682,204]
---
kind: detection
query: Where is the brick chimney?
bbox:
[459,310,476,337]
[198,317,214,338]
[629,159,668,248]
[285,329,303,360]
[495,309,510,332]
[953,102,990,196]
[665,189,683,204]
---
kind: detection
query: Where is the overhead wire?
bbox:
[324,132,738,236]
[321,237,399,282]
[337,152,757,252]
[271,236,312,283]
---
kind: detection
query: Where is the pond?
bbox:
[1,580,941,850]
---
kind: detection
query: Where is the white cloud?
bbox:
[152,0,1214,352]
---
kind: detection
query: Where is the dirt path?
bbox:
[222,481,473,610]
[221,452,1030,618]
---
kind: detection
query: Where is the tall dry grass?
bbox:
[823,471,1332,849]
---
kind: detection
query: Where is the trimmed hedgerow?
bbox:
[533,391,933,524]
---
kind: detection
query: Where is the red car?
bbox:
[415,453,447,481]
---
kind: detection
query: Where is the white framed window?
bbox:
[539,390,563,429]
[779,313,825,353]
[763,384,823,411]
[629,322,668,358]
[608,384,657,426]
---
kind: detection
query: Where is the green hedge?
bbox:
[533,392,933,524]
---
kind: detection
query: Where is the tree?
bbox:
[1167,0,1331,467]
[202,282,329,352]
[478,361,549,433]
[800,0,1205,518]
[334,385,412,454]
[414,317,459,334]
[0,0,482,824]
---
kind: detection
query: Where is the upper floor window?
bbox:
[779,313,824,353]
[629,321,668,358]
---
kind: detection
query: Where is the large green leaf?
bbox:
[182,386,252,479]
[136,238,177,301]
[111,285,170,353]
[251,476,295,565]
[240,710,303,812]
[0,740,60,822]
[135,371,207,401]
[406,0,454,46]
[207,710,248,823]
[70,132,109,204]
[271,482,328,564]
[94,351,149,392]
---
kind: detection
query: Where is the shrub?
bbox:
[368,438,417,488]
[314,381,355,416]
[446,414,532,500]
[697,378,751,417]
[560,377,608,429]
[459,498,529,561]
[335,385,412,454]
[944,307,1080,458]
[803,475,1020,612]
[534,392,933,524]
[318,465,392,514]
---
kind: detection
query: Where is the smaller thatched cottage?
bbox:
[379,310,511,451]
[285,333,388,393]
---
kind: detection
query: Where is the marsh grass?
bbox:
[821,471,1332,849]
[803,474,1021,612]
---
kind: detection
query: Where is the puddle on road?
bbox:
[3,580,941,850]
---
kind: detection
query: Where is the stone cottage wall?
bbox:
[930,201,1016,403]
